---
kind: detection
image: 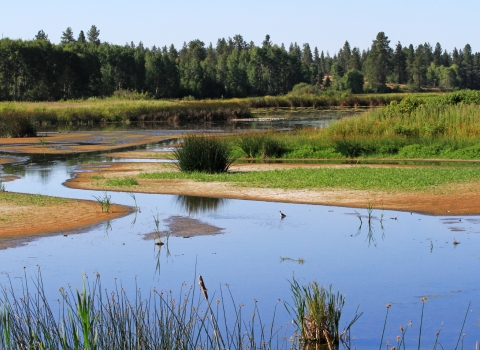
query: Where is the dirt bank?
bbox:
[0,132,177,154]
[65,162,480,216]
[0,192,132,249]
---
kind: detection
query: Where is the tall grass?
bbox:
[284,277,361,349]
[0,100,251,126]
[0,109,36,137]
[0,271,284,349]
[174,134,235,173]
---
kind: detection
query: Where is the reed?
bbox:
[284,277,361,349]
[174,134,235,173]
[0,270,285,350]
[92,192,111,213]
[0,99,252,126]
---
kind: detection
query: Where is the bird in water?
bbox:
[279,211,286,219]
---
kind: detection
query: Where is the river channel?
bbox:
[0,111,479,349]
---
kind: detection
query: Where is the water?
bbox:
[1,114,479,349]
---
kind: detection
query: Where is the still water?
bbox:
[1,114,479,348]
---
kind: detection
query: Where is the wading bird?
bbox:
[279,211,286,219]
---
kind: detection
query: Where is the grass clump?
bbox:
[105,176,139,187]
[237,131,286,158]
[92,192,111,213]
[174,134,234,173]
[284,277,361,348]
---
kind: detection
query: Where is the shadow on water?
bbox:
[174,195,227,216]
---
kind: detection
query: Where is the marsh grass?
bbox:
[174,134,235,173]
[92,192,111,213]
[138,165,480,192]
[284,277,361,349]
[0,181,5,192]
[105,177,139,187]
[0,109,36,137]
[0,100,251,126]
[0,271,285,350]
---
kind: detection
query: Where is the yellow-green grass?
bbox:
[138,165,480,192]
[0,192,68,206]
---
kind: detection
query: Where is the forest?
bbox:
[1,26,480,101]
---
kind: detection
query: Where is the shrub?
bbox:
[174,134,234,173]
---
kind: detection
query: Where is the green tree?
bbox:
[61,27,75,44]
[364,32,392,91]
[34,30,49,41]
[393,42,407,84]
[87,25,100,45]
[77,30,86,43]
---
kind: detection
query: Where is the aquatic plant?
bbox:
[92,192,111,213]
[0,270,284,349]
[284,276,361,349]
[174,134,234,173]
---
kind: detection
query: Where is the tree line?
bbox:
[1,27,479,101]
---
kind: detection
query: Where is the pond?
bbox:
[0,111,479,349]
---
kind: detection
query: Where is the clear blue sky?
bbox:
[2,0,479,54]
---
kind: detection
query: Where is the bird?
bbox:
[279,211,286,219]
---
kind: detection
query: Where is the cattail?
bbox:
[198,275,208,300]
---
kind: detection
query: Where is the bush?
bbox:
[174,134,234,173]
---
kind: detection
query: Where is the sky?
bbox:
[1,0,479,54]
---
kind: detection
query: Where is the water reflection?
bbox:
[175,195,227,215]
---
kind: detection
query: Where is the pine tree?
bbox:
[61,27,75,44]
[393,42,407,84]
[77,30,86,43]
[34,30,49,41]
[364,32,392,91]
[87,25,100,45]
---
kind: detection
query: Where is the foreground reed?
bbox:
[0,271,284,350]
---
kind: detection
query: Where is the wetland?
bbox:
[1,105,480,349]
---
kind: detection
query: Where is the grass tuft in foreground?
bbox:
[92,192,111,213]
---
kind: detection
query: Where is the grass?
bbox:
[105,176,139,187]
[174,134,235,173]
[284,277,361,349]
[0,192,67,206]
[0,270,288,349]
[0,99,252,127]
[138,165,480,192]
[92,192,112,213]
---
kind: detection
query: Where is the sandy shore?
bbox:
[0,192,132,249]
[65,162,480,216]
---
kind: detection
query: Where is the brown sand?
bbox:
[65,162,480,216]
[0,193,132,249]
[0,132,176,154]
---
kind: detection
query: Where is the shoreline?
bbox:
[64,162,480,216]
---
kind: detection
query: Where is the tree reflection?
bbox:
[175,195,227,215]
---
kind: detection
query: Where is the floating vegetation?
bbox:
[280,256,305,264]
